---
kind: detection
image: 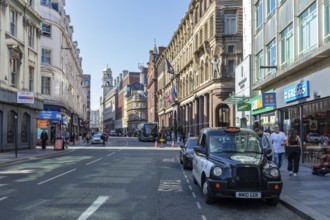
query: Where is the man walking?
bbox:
[41,129,48,150]
[255,127,274,161]
[270,124,287,168]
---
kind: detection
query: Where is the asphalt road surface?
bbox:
[0,137,304,220]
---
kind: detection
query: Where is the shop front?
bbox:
[276,77,330,163]
[250,93,276,131]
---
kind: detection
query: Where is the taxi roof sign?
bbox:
[224,127,241,133]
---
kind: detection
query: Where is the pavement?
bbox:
[0,144,329,220]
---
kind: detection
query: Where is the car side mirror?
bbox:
[194,146,206,155]
[180,145,186,149]
[263,148,272,155]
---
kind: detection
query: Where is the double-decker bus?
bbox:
[137,122,158,142]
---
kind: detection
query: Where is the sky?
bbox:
[65,0,191,110]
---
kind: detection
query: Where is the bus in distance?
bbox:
[137,122,158,142]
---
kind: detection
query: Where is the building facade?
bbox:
[0,0,43,151]
[157,0,243,137]
[90,110,100,133]
[39,0,87,143]
[250,0,330,139]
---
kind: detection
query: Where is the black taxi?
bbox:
[192,127,282,205]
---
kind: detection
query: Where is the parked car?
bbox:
[180,137,198,169]
[91,133,104,144]
[192,127,282,205]
[306,133,322,143]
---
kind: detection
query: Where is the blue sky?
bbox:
[65,0,191,110]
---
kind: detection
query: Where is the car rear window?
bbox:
[209,133,262,154]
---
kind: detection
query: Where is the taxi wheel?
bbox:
[266,197,279,206]
[202,179,215,204]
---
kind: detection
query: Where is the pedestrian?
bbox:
[255,127,274,161]
[71,131,76,145]
[41,129,48,150]
[285,128,302,176]
[270,124,287,168]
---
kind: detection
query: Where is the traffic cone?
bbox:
[172,140,175,148]
[154,141,157,148]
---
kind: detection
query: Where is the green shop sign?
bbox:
[237,102,251,111]
[250,95,275,115]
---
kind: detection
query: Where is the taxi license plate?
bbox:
[235,192,261,198]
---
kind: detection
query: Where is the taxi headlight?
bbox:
[212,167,223,176]
[269,168,280,177]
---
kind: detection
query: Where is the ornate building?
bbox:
[157,0,243,137]
[0,0,43,150]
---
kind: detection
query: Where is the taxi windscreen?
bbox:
[209,133,262,154]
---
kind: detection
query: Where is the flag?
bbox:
[165,93,171,103]
[165,57,175,74]
[172,82,177,100]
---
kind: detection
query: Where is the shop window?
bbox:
[217,104,230,127]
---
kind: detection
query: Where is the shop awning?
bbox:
[223,95,248,104]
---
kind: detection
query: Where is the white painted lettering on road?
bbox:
[86,158,103,165]
[158,180,182,192]
[38,169,76,185]
[77,196,109,220]
[0,197,8,202]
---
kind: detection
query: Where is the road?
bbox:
[0,137,304,220]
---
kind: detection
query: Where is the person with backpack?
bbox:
[255,127,274,161]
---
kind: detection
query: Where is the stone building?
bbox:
[39,0,87,143]
[147,43,166,123]
[157,0,243,137]
[0,0,43,150]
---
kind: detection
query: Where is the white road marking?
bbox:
[86,158,103,165]
[192,192,196,198]
[158,180,183,192]
[38,169,76,185]
[186,179,190,184]
[189,185,192,190]
[201,215,207,220]
[77,196,109,220]
[196,201,201,209]
[184,174,188,179]
[0,197,8,201]
[107,152,115,157]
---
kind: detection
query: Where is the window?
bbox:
[41,48,51,64]
[267,39,276,74]
[281,23,294,66]
[224,13,236,34]
[210,16,214,37]
[29,66,34,91]
[227,60,235,76]
[256,51,264,81]
[256,0,263,31]
[299,3,317,54]
[10,10,17,36]
[10,58,18,87]
[324,1,330,39]
[228,45,234,53]
[41,76,51,95]
[27,0,33,7]
[42,23,51,37]
[41,0,49,6]
[7,111,15,144]
[267,0,276,18]
[28,25,34,48]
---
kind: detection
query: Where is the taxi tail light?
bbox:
[215,183,221,188]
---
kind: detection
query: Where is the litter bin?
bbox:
[54,138,64,150]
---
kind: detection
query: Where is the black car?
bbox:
[180,137,198,169]
[192,127,282,205]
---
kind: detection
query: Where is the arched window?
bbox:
[7,110,16,144]
[21,113,30,143]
